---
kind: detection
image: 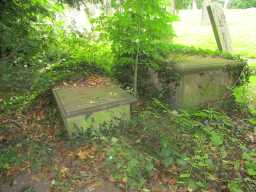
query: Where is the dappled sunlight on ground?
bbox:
[174,9,256,58]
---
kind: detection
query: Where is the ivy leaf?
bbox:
[210,132,224,146]
[180,173,191,178]
[248,118,256,126]
[247,168,256,176]
[228,180,243,192]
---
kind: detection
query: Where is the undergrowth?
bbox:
[0,35,112,115]
[94,100,256,191]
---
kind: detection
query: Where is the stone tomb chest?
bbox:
[156,54,245,109]
[53,83,137,136]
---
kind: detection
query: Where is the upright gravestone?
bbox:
[192,0,197,9]
[207,2,232,53]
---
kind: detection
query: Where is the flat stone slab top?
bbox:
[53,80,137,136]
[53,84,136,118]
[166,54,244,74]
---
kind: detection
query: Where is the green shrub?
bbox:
[99,0,177,94]
[0,1,63,92]
[233,76,256,115]
[0,30,114,114]
[0,146,20,172]
[242,150,256,177]
[231,0,256,8]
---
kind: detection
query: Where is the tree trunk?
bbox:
[201,0,211,25]
[102,0,112,15]
[192,0,197,9]
[224,0,230,9]
[167,0,176,15]
[0,0,6,58]
[134,44,139,97]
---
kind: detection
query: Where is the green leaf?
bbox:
[210,132,224,146]
[228,180,243,192]
[247,168,256,176]
[248,118,256,126]
[180,173,191,178]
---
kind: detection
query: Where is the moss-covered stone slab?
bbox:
[166,54,245,109]
[167,54,240,74]
[53,84,137,136]
[146,53,246,110]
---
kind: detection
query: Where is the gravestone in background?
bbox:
[207,2,232,53]
[53,83,137,136]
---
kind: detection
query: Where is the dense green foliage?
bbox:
[175,0,193,10]
[0,0,55,57]
[231,0,256,8]
[0,0,111,93]
[0,0,60,92]
[100,0,177,93]
[0,0,113,111]
[233,76,256,118]
[174,0,256,9]
[0,35,111,113]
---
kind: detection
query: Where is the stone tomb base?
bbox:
[53,83,137,136]
[150,54,246,109]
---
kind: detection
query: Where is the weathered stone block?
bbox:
[53,84,137,136]
[150,54,246,109]
[169,54,243,109]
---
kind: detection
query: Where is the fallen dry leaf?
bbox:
[35,110,44,121]
[168,165,178,173]
[76,145,97,161]
[77,150,90,161]
[168,178,177,185]
[60,167,70,178]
